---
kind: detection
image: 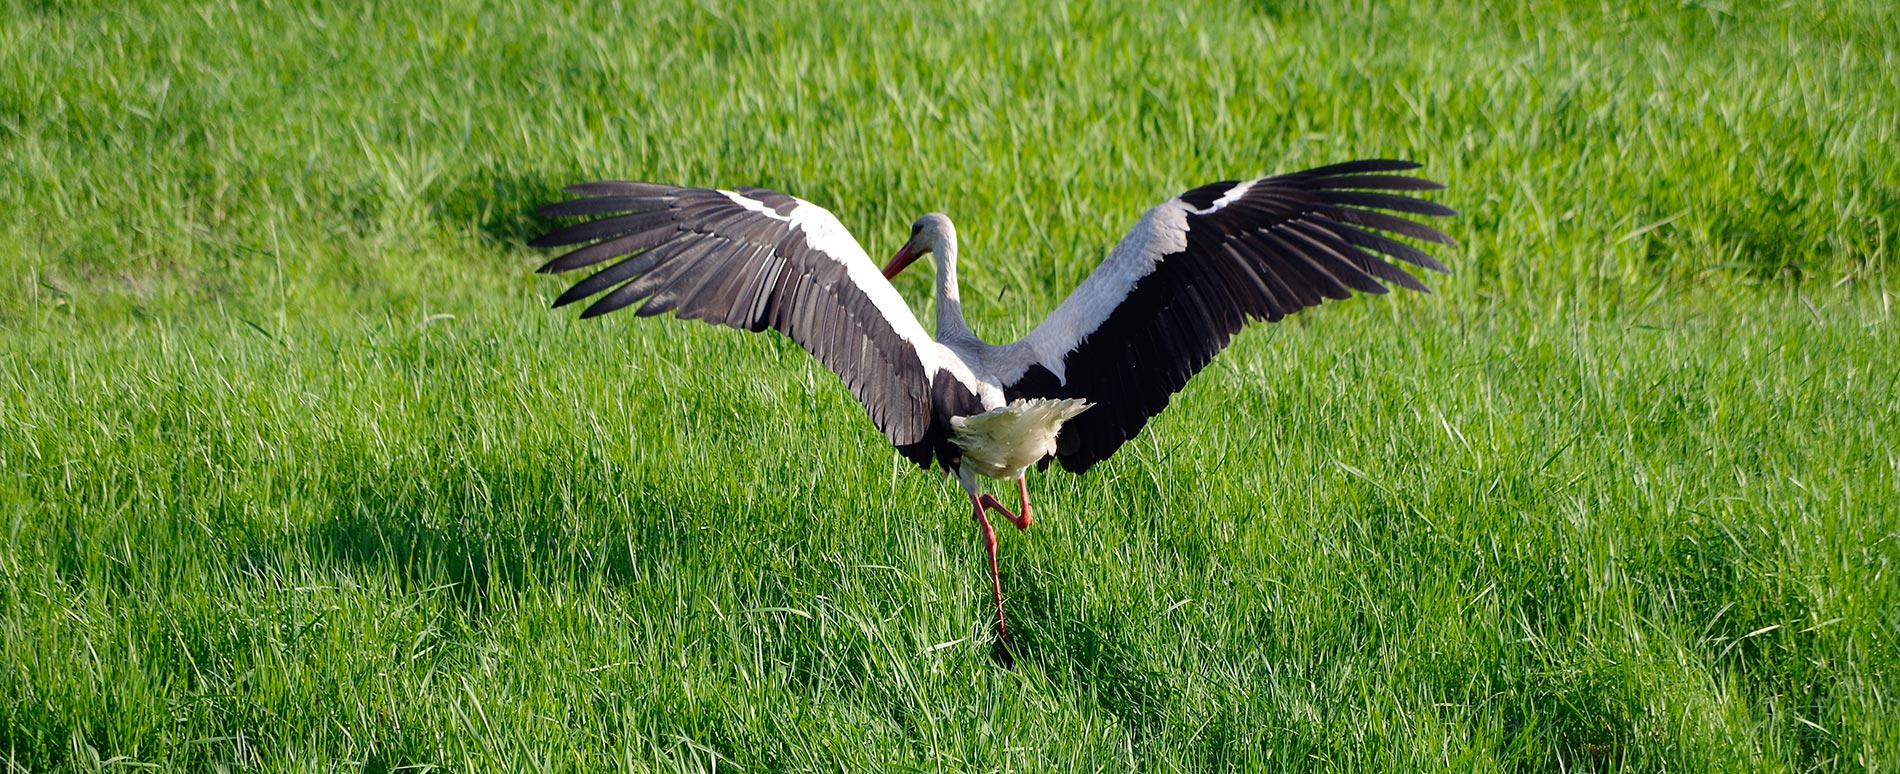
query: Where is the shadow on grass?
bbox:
[302,445,698,615]
[992,569,1175,736]
[433,167,577,250]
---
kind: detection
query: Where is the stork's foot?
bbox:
[990,636,1017,668]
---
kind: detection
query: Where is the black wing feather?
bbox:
[534,184,937,467]
[1007,159,1455,473]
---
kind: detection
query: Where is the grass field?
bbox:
[3,0,1898,770]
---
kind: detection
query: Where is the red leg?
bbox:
[978,481,1033,531]
[970,494,1008,640]
[1016,476,1033,528]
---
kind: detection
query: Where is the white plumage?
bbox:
[950,398,1094,485]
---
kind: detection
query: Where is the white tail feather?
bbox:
[950,398,1092,481]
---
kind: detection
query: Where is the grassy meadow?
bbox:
[3,0,1898,770]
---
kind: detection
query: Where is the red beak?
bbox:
[882,242,922,280]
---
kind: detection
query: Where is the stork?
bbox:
[531,159,1454,647]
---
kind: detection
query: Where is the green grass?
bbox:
[2,0,1897,770]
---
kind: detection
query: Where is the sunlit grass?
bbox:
[2,0,1896,770]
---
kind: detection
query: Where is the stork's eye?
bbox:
[910,222,922,237]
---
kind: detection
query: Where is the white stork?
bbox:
[532,159,1454,645]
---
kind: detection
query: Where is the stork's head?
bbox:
[882,213,955,279]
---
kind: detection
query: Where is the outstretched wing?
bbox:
[534,183,941,466]
[1000,159,1456,473]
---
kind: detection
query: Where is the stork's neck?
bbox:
[931,231,976,344]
